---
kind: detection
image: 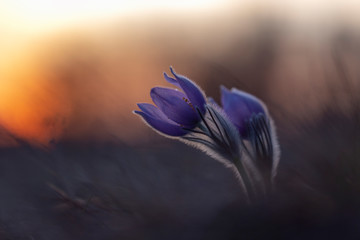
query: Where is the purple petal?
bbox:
[230,88,265,115]
[134,107,186,136]
[164,67,206,114]
[221,85,265,137]
[137,103,168,119]
[150,87,199,127]
[163,72,180,88]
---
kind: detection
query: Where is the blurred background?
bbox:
[0,0,360,239]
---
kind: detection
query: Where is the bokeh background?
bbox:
[1,0,360,239]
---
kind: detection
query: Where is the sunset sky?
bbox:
[0,0,359,146]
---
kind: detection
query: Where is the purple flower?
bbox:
[134,67,206,136]
[220,86,266,138]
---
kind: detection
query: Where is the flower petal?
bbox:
[164,67,206,114]
[134,107,186,136]
[150,87,199,127]
[221,85,265,138]
[163,72,180,88]
[137,103,168,119]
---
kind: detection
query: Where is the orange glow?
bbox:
[0,32,174,145]
[0,1,359,146]
[0,46,71,145]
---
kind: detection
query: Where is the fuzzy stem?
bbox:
[232,155,255,203]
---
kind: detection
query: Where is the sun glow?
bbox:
[0,47,71,145]
[0,0,226,145]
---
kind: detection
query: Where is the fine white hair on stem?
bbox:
[181,104,241,165]
[180,102,280,201]
[136,96,281,202]
[179,104,256,200]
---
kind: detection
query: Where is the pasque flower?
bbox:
[134,67,206,136]
[220,85,280,183]
[220,86,266,139]
[134,67,280,202]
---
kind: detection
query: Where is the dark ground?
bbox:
[0,104,359,240]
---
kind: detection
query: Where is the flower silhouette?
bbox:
[134,67,206,136]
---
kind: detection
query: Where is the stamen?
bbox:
[182,97,195,111]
